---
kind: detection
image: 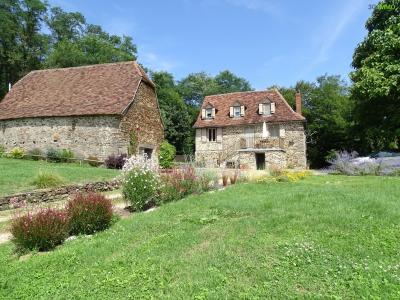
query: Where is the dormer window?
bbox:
[233,106,241,117]
[206,108,213,119]
[258,101,276,116]
[201,105,215,119]
[230,103,245,118]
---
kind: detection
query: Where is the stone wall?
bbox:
[195,121,306,169]
[0,115,125,160]
[0,179,121,211]
[0,82,164,161]
[120,82,164,163]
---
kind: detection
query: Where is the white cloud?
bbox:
[299,0,366,77]
[140,52,177,72]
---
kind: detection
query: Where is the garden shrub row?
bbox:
[121,155,220,212]
[11,193,113,252]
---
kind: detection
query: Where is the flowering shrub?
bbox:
[122,153,160,211]
[9,147,25,159]
[66,193,113,235]
[105,153,127,169]
[256,170,310,183]
[11,208,69,251]
[31,171,64,188]
[198,170,218,192]
[159,166,200,202]
[327,151,384,176]
[122,153,158,174]
[123,167,160,211]
[159,140,176,169]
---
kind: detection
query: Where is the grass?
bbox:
[0,158,119,196]
[1,175,400,298]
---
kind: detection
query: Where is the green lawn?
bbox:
[0,158,119,196]
[1,175,400,298]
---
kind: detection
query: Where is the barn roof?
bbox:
[0,61,154,121]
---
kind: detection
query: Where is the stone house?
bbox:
[193,89,306,169]
[0,61,164,161]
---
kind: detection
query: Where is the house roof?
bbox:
[0,61,155,121]
[193,89,305,128]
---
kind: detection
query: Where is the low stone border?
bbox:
[0,179,122,211]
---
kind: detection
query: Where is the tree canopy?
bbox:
[350,0,400,152]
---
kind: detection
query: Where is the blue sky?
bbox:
[48,0,377,89]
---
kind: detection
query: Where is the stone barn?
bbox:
[0,61,164,161]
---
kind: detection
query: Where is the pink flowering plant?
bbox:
[122,154,160,211]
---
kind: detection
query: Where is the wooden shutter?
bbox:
[271,102,276,114]
[211,108,216,118]
[240,105,245,116]
[279,126,286,138]
[201,129,207,142]
[201,109,206,119]
[229,107,234,117]
[216,128,222,142]
[258,103,263,115]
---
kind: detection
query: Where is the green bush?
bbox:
[0,145,5,157]
[123,168,159,211]
[46,148,61,162]
[9,147,25,159]
[198,171,218,192]
[31,172,64,189]
[10,208,69,252]
[66,193,113,235]
[87,155,102,167]
[59,149,74,163]
[159,140,176,169]
[27,148,43,160]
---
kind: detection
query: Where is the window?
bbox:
[263,103,271,115]
[206,108,213,119]
[269,125,279,137]
[233,106,241,117]
[207,128,217,142]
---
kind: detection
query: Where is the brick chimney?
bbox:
[295,90,302,115]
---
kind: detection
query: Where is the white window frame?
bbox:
[233,106,241,117]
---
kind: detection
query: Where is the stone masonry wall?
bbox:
[0,115,125,160]
[0,179,121,211]
[196,121,306,169]
[120,82,164,162]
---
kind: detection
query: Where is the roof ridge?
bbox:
[29,60,137,74]
[205,89,276,98]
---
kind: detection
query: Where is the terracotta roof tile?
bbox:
[0,61,154,121]
[193,89,305,128]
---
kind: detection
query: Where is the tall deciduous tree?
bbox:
[0,0,48,98]
[350,0,400,152]
[275,75,353,167]
[151,71,193,154]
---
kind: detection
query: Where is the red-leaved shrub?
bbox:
[10,209,69,251]
[66,193,113,235]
